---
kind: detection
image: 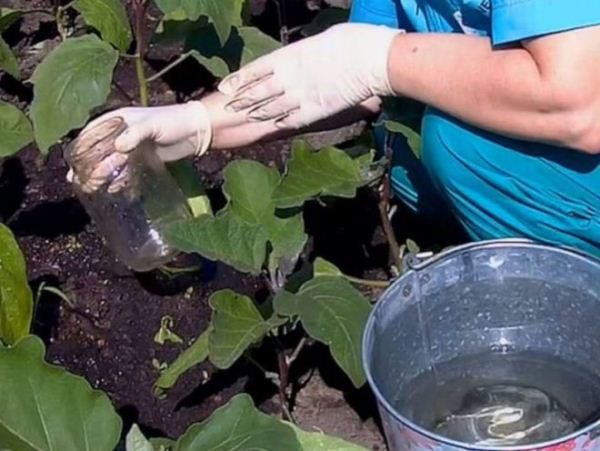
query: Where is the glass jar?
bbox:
[64,117,192,272]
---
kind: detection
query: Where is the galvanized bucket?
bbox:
[363,239,600,450]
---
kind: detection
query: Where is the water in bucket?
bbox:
[364,242,600,450]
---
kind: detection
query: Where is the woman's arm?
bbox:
[201,93,381,150]
[386,27,600,153]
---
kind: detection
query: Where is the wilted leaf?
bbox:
[154,315,184,345]
[0,36,18,78]
[74,0,133,52]
[223,160,280,224]
[274,276,371,387]
[154,327,211,396]
[126,424,155,451]
[208,289,271,369]
[31,35,118,153]
[166,210,267,274]
[167,160,213,217]
[273,140,365,208]
[0,101,33,157]
[383,120,421,159]
[0,224,32,344]
[155,0,244,44]
[0,335,122,450]
[0,8,22,32]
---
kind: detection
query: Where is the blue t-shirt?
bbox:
[349,0,600,45]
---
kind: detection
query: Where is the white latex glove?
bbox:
[217,23,403,129]
[66,101,213,193]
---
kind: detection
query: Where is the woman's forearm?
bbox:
[387,28,600,153]
[201,91,381,150]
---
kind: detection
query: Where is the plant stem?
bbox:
[277,349,294,421]
[286,336,309,366]
[132,0,150,106]
[344,275,390,289]
[379,132,403,272]
[147,51,193,82]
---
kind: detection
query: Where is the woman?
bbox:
[70,0,600,256]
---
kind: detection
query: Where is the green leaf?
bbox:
[126,424,155,451]
[155,0,244,45]
[313,257,342,277]
[31,35,119,153]
[0,101,33,157]
[0,36,18,78]
[383,120,421,159]
[274,277,371,387]
[291,423,368,450]
[150,438,176,451]
[185,24,280,76]
[154,315,184,345]
[208,289,271,369]
[273,140,365,208]
[74,0,133,52]
[175,393,302,450]
[0,224,32,345]
[236,27,281,66]
[167,160,213,217]
[223,160,280,224]
[154,327,211,396]
[166,210,267,275]
[175,394,364,450]
[266,213,307,276]
[0,335,122,450]
[0,8,22,32]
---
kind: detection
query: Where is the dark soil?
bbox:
[0,1,462,448]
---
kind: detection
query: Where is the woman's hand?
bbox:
[66,101,212,193]
[217,23,403,130]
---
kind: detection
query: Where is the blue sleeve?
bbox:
[349,0,405,28]
[491,0,600,45]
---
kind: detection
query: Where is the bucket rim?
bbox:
[362,238,600,450]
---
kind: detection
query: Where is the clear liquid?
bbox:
[394,351,600,446]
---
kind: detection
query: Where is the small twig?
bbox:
[147,51,193,82]
[286,336,308,366]
[132,0,150,106]
[277,349,295,422]
[272,0,289,44]
[378,132,403,272]
[112,80,136,103]
[344,275,390,289]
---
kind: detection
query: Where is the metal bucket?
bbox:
[363,239,600,450]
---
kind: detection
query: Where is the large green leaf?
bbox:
[208,289,272,369]
[273,140,365,208]
[382,120,421,159]
[30,35,119,153]
[153,326,212,396]
[155,0,244,45]
[274,276,371,387]
[74,0,133,52]
[236,27,281,67]
[175,394,364,450]
[166,210,267,275]
[0,101,33,157]
[0,224,32,345]
[0,335,122,450]
[0,36,18,78]
[223,160,279,224]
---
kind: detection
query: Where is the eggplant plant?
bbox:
[0,0,280,156]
